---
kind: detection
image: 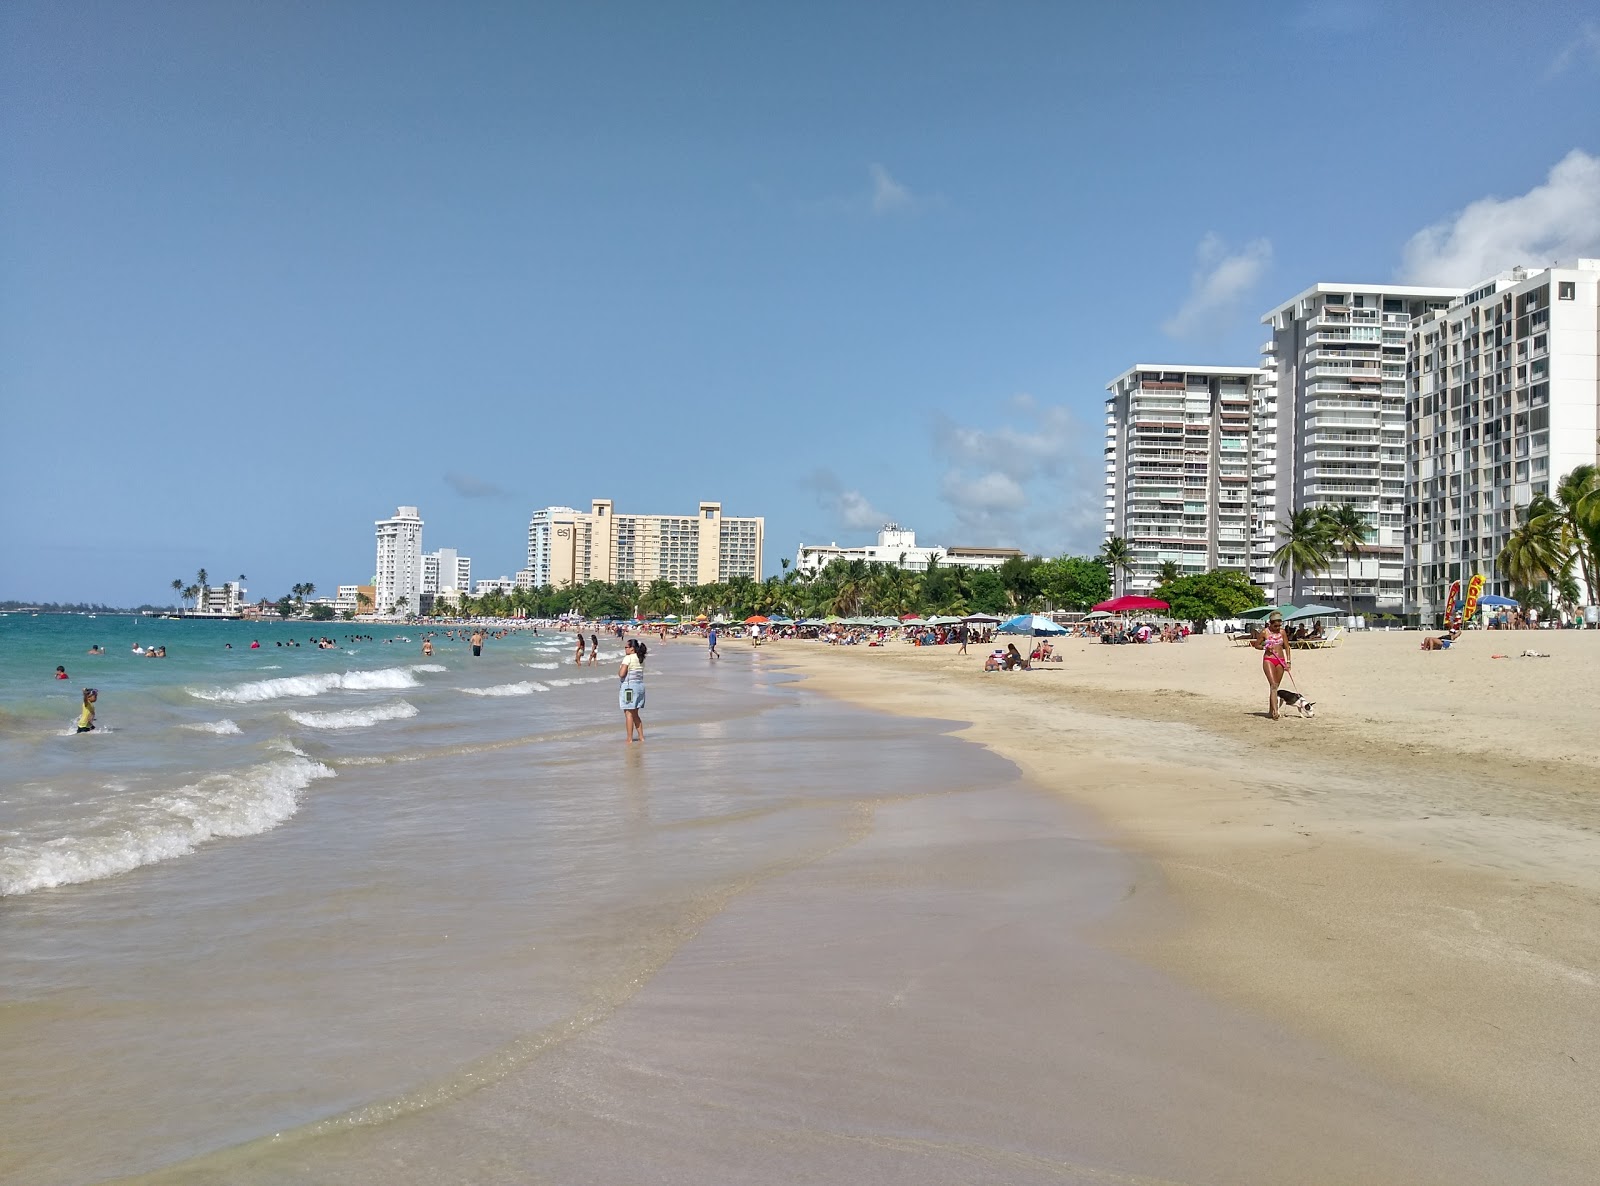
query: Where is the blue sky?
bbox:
[4,0,1599,604]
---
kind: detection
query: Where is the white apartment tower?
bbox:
[374,505,424,617]
[1103,365,1259,592]
[526,506,581,587]
[1406,260,1600,620]
[422,548,471,595]
[1256,284,1460,610]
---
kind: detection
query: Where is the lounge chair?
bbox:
[1298,627,1343,650]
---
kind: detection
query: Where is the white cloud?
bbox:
[1547,24,1600,77]
[870,163,912,214]
[1398,150,1600,286]
[1161,233,1273,339]
[802,469,890,533]
[930,400,1101,556]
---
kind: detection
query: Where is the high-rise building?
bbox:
[1103,364,1260,592]
[374,505,424,616]
[534,499,764,588]
[1255,283,1460,610]
[1405,260,1600,620]
[526,506,581,587]
[422,548,471,595]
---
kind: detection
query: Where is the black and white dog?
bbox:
[1275,689,1317,718]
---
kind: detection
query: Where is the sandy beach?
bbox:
[767,629,1600,1172]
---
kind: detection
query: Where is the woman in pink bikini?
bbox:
[1254,610,1291,720]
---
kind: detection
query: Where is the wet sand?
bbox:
[768,631,1600,1175]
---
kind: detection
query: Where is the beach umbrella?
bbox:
[799,618,828,627]
[997,613,1067,636]
[962,612,1001,623]
[768,615,794,624]
[1476,594,1517,608]
[1285,604,1341,620]
[898,613,922,621]
[744,615,768,624]
[1092,595,1169,613]
[1085,610,1113,619]
[900,616,928,626]
[927,615,965,626]
[1237,604,1297,621]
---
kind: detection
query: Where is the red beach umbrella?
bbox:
[1092,595,1170,612]
[744,615,769,624]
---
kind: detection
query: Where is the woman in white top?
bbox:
[618,638,647,743]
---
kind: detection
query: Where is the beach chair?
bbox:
[1304,626,1344,649]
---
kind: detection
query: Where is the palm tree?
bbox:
[1157,560,1180,586]
[171,579,184,608]
[1552,465,1600,605]
[1497,493,1566,593]
[1271,508,1333,603]
[302,582,316,601]
[1318,502,1368,615]
[1098,537,1132,597]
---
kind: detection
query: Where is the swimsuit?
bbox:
[1262,634,1288,669]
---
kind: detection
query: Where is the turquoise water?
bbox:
[0,613,622,894]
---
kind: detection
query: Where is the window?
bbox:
[1558,281,1575,301]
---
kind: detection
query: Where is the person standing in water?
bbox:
[470,629,484,657]
[574,631,586,665]
[618,638,646,742]
[588,633,598,666]
[707,626,719,660]
[76,688,98,733]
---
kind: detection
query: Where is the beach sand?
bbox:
[767,629,1600,1172]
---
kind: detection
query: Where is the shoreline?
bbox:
[759,632,1600,1171]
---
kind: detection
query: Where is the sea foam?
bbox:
[287,701,419,730]
[459,681,549,697]
[183,719,243,735]
[0,755,334,896]
[189,665,434,704]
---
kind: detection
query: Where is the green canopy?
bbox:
[1238,604,1297,621]
[1285,604,1341,620]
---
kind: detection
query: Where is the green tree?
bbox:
[1497,493,1566,593]
[171,578,184,608]
[276,596,294,618]
[967,568,1009,615]
[1157,559,1181,586]
[1154,569,1263,631]
[1037,556,1112,611]
[1317,502,1369,615]
[1271,508,1333,602]
[1552,465,1600,604]
[1097,537,1132,597]
[309,603,335,621]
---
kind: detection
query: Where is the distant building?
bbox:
[473,577,516,596]
[795,525,1022,576]
[1103,365,1260,593]
[527,506,581,587]
[193,581,246,616]
[514,569,536,589]
[534,499,764,588]
[375,506,424,616]
[1256,283,1460,609]
[1406,259,1600,619]
[422,548,471,595]
[335,585,375,616]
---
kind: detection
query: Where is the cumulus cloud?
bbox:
[444,472,508,499]
[1161,233,1273,339]
[931,399,1101,556]
[802,469,890,533]
[1547,24,1600,77]
[1398,150,1600,286]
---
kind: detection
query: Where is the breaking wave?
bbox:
[287,701,419,730]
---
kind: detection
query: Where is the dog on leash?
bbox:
[1275,689,1317,718]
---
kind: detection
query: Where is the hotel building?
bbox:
[1103,364,1260,592]
[335,584,375,616]
[1405,260,1600,620]
[532,500,764,588]
[422,548,471,596]
[1254,283,1460,610]
[374,505,424,616]
[795,525,1023,576]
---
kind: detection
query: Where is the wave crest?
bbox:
[0,756,335,896]
[459,681,549,697]
[287,701,419,730]
[189,665,435,704]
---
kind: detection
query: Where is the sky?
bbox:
[3,0,1600,605]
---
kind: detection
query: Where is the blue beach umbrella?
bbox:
[1475,594,1517,608]
[997,614,1066,636]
